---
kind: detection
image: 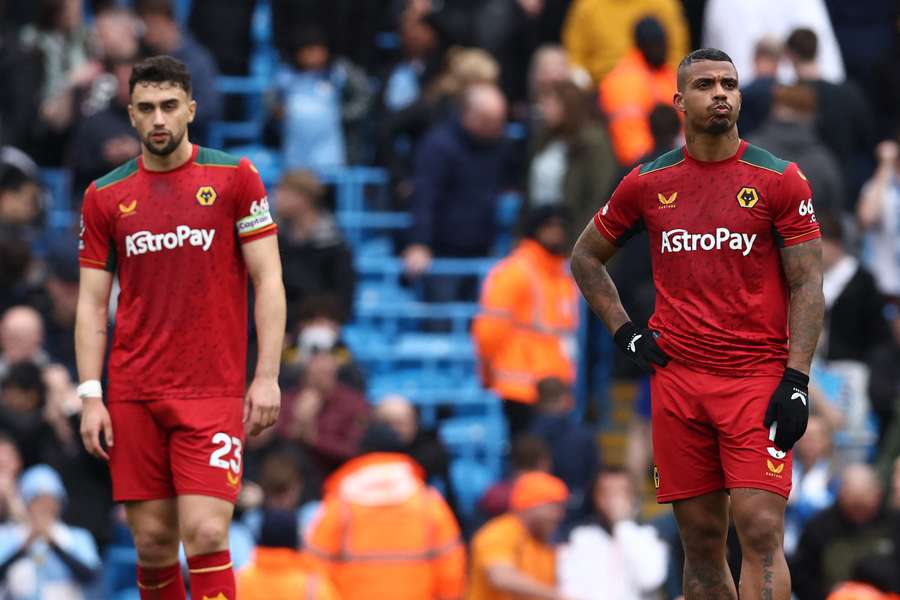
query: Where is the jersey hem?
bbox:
[107,392,245,403]
[174,488,239,504]
[79,257,110,270]
[593,213,618,244]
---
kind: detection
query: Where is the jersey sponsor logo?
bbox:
[237,196,274,235]
[660,228,757,256]
[737,187,760,208]
[118,200,137,214]
[766,459,784,476]
[196,185,217,206]
[657,192,678,208]
[124,226,216,256]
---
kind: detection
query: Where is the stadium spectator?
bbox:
[562,0,689,86]
[0,464,100,598]
[737,36,781,137]
[0,6,43,150]
[558,467,668,600]
[380,0,444,116]
[473,206,578,435]
[791,463,897,600]
[31,248,80,376]
[135,0,222,145]
[468,471,571,600]
[21,0,99,165]
[0,363,69,470]
[92,5,141,63]
[600,17,678,166]
[526,79,616,246]
[268,25,373,169]
[374,394,458,512]
[279,350,370,476]
[387,48,501,209]
[0,156,43,244]
[476,0,562,118]
[241,449,321,541]
[67,54,141,207]
[857,139,900,301]
[702,0,845,86]
[817,211,890,361]
[306,424,466,600]
[478,434,552,520]
[275,170,356,324]
[528,377,598,526]
[870,306,900,452]
[784,27,875,202]
[748,84,844,214]
[280,295,365,393]
[237,507,340,600]
[826,555,900,600]
[528,45,582,103]
[0,434,25,524]
[188,0,257,80]
[0,307,48,379]
[784,414,837,555]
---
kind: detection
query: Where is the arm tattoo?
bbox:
[779,239,824,373]
[570,245,630,333]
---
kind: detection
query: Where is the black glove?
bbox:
[763,367,810,451]
[613,322,670,374]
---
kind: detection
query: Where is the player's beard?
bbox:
[704,116,734,135]
[143,128,186,156]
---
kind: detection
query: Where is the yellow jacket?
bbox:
[563,0,689,85]
[473,240,579,404]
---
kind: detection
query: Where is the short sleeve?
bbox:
[772,163,821,247]
[593,167,645,246]
[474,520,517,569]
[234,158,277,244]
[78,183,117,272]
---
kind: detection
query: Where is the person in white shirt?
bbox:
[557,467,668,600]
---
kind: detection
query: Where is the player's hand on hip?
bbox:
[79,397,113,460]
[245,377,281,436]
[613,321,670,374]
[763,367,810,451]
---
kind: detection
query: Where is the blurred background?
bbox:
[0,0,899,598]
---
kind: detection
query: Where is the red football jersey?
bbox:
[594,140,820,376]
[79,145,277,401]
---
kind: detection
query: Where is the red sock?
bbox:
[137,563,186,600]
[187,550,235,600]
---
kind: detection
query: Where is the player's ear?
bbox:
[187,98,196,124]
[673,91,685,113]
[127,104,136,128]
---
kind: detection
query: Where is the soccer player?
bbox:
[75,56,286,600]
[571,48,823,600]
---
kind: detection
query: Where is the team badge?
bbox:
[737,187,759,208]
[657,192,677,207]
[118,200,137,214]
[196,186,217,206]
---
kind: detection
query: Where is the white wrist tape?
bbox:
[77,380,103,400]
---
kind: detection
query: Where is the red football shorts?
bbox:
[108,397,244,503]
[650,360,791,503]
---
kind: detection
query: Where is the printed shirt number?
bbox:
[209,432,242,474]
[798,198,815,216]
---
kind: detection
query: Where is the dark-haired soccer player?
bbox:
[571,48,823,599]
[75,55,285,600]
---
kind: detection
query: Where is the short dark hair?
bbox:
[676,48,735,90]
[785,28,818,62]
[1,361,46,407]
[134,0,175,20]
[510,434,551,471]
[816,211,844,242]
[648,103,681,144]
[128,55,192,97]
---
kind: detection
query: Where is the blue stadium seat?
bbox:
[225,144,282,186]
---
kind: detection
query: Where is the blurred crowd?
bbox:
[1,0,900,598]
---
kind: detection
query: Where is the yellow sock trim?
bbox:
[188,561,233,574]
[137,575,177,590]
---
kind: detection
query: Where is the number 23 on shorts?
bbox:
[208,432,243,485]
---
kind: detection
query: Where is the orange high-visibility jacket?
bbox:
[827,582,900,600]
[599,48,678,165]
[306,453,466,600]
[237,547,341,600]
[472,240,579,404]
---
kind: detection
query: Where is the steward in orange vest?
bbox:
[473,207,578,433]
[306,443,466,600]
